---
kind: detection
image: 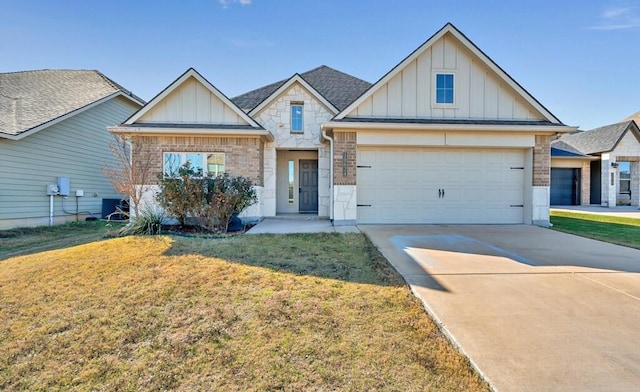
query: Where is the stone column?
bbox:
[581,160,591,205]
[601,154,617,207]
[631,161,640,206]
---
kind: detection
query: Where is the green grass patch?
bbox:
[550,210,640,249]
[0,233,489,391]
[0,220,125,260]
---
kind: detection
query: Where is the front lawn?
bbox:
[0,220,125,260]
[0,231,489,391]
[550,210,640,249]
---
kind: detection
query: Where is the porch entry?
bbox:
[276,150,319,215]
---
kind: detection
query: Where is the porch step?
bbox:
[269,214,327,221]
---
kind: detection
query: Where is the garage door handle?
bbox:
[438,189,445,198]
[357,204,372,207]
[442,189,445,198]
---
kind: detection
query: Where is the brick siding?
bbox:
[132,135,264,186]
[533,135,550,187]
[333,132,356,185]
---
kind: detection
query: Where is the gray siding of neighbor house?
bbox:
[0,96,141,229]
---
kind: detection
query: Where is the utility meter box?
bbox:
[57,177,70,196]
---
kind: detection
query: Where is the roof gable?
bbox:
[553,121,640,155]
[336,23,562,124]
[232,65,371,112]
[126,68,260,128]
[0,69,143,139]
[248,74,338,117]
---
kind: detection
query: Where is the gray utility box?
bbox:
[57,177,70,196]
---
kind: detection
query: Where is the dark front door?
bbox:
[590,160,602,205]
[551,168,580,205]
[299,160,318,213]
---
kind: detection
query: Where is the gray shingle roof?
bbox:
[231,65,371,112]
[0,69,143,136]
[550,140,587,157]
[551,121,636,155]
[624,109,640,125]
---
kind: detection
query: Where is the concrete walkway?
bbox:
[246,217,360,234]
[552,205,640,219]
[361,225,640,392]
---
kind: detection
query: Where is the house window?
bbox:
[291,103,304,133]
[288,160,295,204]
[163,152,225,177]
[619,162,630,195]
[435,73,454,104]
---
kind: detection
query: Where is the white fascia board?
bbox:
[322,121,577,134]
[0,92,137,141]
[109,126,274,142]
[249,74,339,117]
[125,68,261,128]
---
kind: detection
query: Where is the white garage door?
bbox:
[357,147,525,224]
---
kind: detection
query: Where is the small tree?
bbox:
[103,134,155,218]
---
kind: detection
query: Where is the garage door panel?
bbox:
[357,147,525,224]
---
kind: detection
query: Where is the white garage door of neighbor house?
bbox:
[356,147,525,224]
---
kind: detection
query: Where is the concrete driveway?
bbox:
[360,225,640,392]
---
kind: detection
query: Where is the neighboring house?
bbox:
[0,70,144,229]
[551,120,640,207]
[111,23,574,227]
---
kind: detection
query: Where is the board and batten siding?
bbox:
[348,32,544,121]
[0,96,141,228]
[137,76,245,125]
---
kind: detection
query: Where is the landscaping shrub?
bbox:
[157,163,257,233]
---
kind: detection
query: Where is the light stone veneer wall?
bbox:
[531,186,550,227]
[255,83,333,218]
[333,185,357,225]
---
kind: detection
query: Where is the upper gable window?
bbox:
[291,103,304,133]
[435,73,455,104]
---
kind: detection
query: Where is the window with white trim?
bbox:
[435,73,455,104]
[163,152,225,177]
[291,103,304,133]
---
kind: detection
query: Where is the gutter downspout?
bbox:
[322,128,334,221]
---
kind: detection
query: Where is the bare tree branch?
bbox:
[102,134,155,218]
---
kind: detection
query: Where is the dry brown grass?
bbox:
[0,233,489,391]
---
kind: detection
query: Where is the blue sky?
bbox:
[1,0,639,130]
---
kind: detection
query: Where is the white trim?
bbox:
[322,121,577,134]
[335,23,563,124]
[109,126,275,141]
[249,74,339,117]
[0,92,142,141]
[125,68,262,128]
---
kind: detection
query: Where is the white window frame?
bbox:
[163,152,225,178]
[290,102,304,133]
[432,71,456,107]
